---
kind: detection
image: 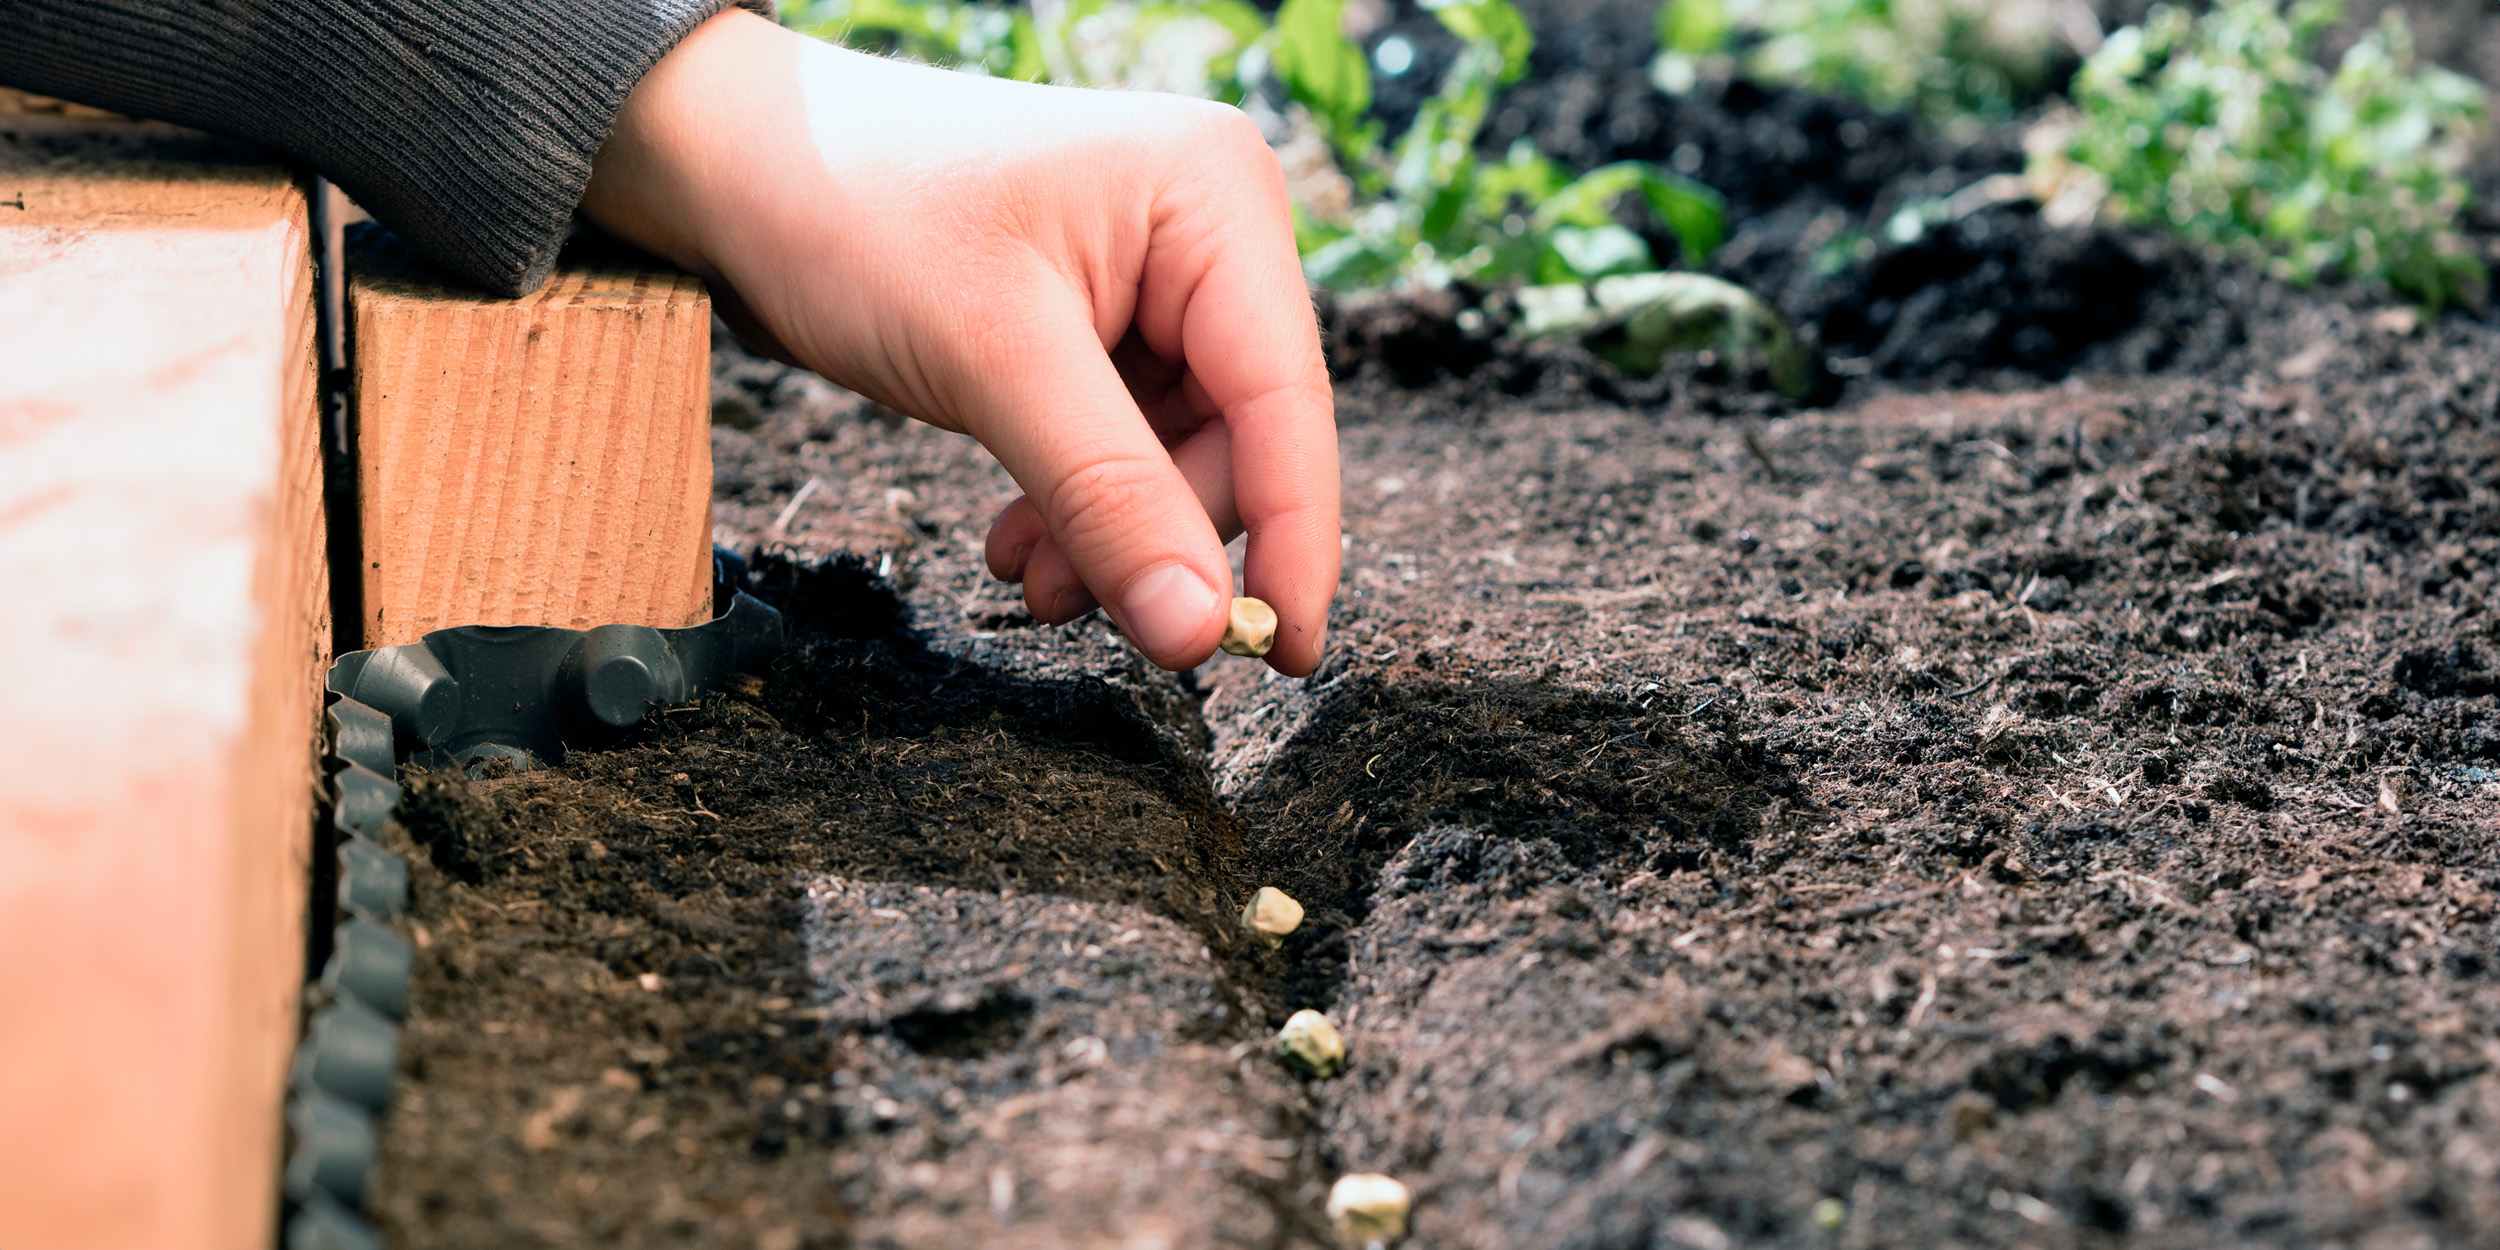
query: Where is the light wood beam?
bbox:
[0,108,327,1250]
[348,234,714,648]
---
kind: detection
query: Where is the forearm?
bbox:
[0,0,769,295]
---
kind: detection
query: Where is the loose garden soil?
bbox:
[372,3,2500,1247]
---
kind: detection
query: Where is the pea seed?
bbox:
[1277,1009,1345,1078]
[1326,1173,1410,1244]
[1220,597,1278,658]
[1240,885,1304,940]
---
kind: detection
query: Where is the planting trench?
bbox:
[374,288,2500,1248]
[365,4,2500,1245]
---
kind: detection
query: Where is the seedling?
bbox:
[1241,885,1305,941]
[1282,0,1725,291]
[788,0,1742,304]
[1220,596,1278,657]
[1512,271,1811,397]
[2033,0,2486,310]
[1276,1008,1346,1077]
[787,0,1270,101]
[1654,0,2086,133]
[1326,1173,1411,1244]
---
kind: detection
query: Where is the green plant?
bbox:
[786,0,1763,357]
[2033,0,2486,309]
[1286,0,1725,290]
[1268,0,1382,158]
[1513,272,1814,396]
[787,0,1267,100]
[1654,0,2085,131]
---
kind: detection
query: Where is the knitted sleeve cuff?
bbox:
[1,0,777,295]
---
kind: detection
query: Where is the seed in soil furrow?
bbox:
[1276,1008,1345,1078]
[1241,885,1304,942]
[1327,1173,1410,1244]
[1220,597,1278,657]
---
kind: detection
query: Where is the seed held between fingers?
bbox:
[1220,597,1278,658]
[1241,885,1304,942]
[1277,1009,1346,1078]
[1326,1173,1411,1244]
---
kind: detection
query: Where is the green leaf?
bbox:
[1510,272,1811,397]
[1471,140,1567,218]
[1418,157,1479,242]
[1005,12,1048,80]
[1273,0,1373,146]
[1656,0,1730,56]
[1529,163,1724,268]
[1639,171,1727,264]
[1293,205,1350,256]
[1389,44,1497,204]
[1549,225,1656,280]
[2050,0,2487,309]
[1422,0,1534,83]
[1534,163,1645,230]
[795,0,934,42]
[1302,233,1401,288]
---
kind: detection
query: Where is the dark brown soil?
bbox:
[372,3,2500,1246]
[379,288,2500,1247]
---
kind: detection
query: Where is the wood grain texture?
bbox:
[0,113,326,1250]
[350,237,713,647]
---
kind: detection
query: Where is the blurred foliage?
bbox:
[1652,0,2091,129]
[1514,272,1813,396]
[1287,0,1725,290]
[1270,0,1380,155]
[790,0,1727,293]
[2032,0,2486,309]
[785,0,1267,99]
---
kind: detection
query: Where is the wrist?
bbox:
[581,8,793,286]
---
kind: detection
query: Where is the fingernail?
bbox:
[1118,563,1221,659]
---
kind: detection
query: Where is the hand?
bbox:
[581,9,1340,675]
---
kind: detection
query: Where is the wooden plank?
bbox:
[0,111,327,1250]
[349,235,714,648]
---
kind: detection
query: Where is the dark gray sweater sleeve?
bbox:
[0,0,773,295]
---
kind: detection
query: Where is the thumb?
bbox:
[955,291,1235,669]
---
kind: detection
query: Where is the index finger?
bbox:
[1133,112,1340,676]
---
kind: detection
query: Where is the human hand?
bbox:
[581,9,1340,676]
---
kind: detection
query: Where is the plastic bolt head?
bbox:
[325,698,395,777]
[283,1092,376,1208]
[1277,1009,1346,1078]
[1220,597,1278,658]
[329,763,399,842]
[568,625,685,729]
[582,653,657,728]
[1241,886,1304,941]
[286,1192,383,1250]
[292,998,401,1112]
[322,917,413,1020]
[1326,1173,1411,1244]
[335,839,409,921]
[337,645,460,746]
